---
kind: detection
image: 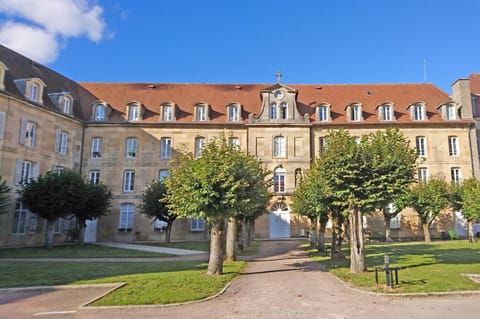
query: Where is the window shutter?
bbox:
[32,162,40,179]
[54,129,61,152]
[0,112,5,140]
[19,118,27,145]
[15,158,22,184]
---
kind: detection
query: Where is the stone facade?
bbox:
[0,44,478,247]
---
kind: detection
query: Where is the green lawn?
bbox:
[310,240,480,293]
[143,241,210,251]
[0,244,171,258]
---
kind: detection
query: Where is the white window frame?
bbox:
[194,137,206,158]
[418,167,428,183]
[63,97,71,114]
[451,167,461,185]
[270,103,278,119]
[413,104,425,121]
[382,105,393,121]
[318,106,329,122]
[446,104,456,120]
[448,136,459,156]
[20,161,32,184]
[196,105,206,121]
[190,218,205,231]
[280,102,288,119]
[351,105,361,121]
[273,167,286,193]
[29,83,39,102]
[89,170,100,184]
[415,136,426,157]
[24,121,36,147]
[128,104,140,121]
[123,170,135,192]
[55,130,68,155]
[228,105,239,122]
[386,203,400,229]
[13,201,28,234]
[95,104,106,121]
[163,105,173,121]
[126,137,137,159]
[160,137,172,159]
[119,203,134,230]
[273,136,286,158]
[228,137,240,149]
[91,137,102,158]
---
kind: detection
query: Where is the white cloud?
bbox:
[0,0,109,63]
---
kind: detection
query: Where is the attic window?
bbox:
[195,104,209,121]
[127,103,141,121]
[94,104,106,121]
[0,61,7,91]
[446,103,456,120]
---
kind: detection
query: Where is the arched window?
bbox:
[228,104,240,122]
[273,166,286,193]
[270,103,278,119]
[280,102,288,119]
[94,104,106,121]
[128,103,141,121]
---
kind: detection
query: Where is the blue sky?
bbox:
[0,0,479,93]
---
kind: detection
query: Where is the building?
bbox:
[0,44,476,247]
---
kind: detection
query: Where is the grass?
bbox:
[0,244,171,258]
[309,240,480,293]
[143,241,210,251]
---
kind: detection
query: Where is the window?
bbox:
[53,166,65,174]
[29,83,39,102]
[415,136,426,157]
[190,218,205,231]
[63,97,71,114]
[319,137,327,154]
[196,105,206,121]
[55,129,68,155]
[20,120,36,147]
[318,106,329,122]
[89,170,100,184]
[273,166,286,193]
[418,167,428,183]
[273,136,286,158]
[128,104,140,121]
[195,137,206,158]
[160,137,172,159]
[126,137,137,159]
[95,104,106,121]
[295,168,302,188]
[446,104,456,120]
[386,203,400,229]
[123,170,135,192]
[270,103,278,119]
[158,169,170,181]
[119,203,134,230]
[351,105,362,121]
[280,102,288,119]
[13,201,28,234]
[413,103,425,120]
[162,104,173,121]
[228,137,240,149]
[20,161,32,184]
[381,104,393,121]
[473,96,480,117]
[448,136,459,156]
[228,105,240,122]
[91,138,102,158]
[451,167,461,185]
[154,219,168,231]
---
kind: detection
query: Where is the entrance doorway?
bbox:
[269,202,290,238]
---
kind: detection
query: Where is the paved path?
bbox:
[1,240,479,319]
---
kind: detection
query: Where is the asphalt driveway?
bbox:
[1,240,479,319]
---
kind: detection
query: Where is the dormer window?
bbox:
[317,104,330,122]
[14,78,46,104]
[93,103,108,121]
[346,104,363,121]
[127,103,142,121]
[446,104,456,120]
[195,104,209,121]
[410,103,426,121]
[62,96,71,114]
[378,103,394,121]
[0,61,8,91]
[161,104,174,121]
[280,102,288,119]
[227,104,241,122]
[29,83,38,101]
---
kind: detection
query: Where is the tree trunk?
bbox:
[225,217,237,262]
[77,218,86,245]
[422,223,431,242]
[246,219,255,246]
[165,221,173,243]
[384,213,392,242]
[44,219,55,248]
[467,220,474,243]
[207,219,225,275]
[349,207,366,273]
[318,219,327,253]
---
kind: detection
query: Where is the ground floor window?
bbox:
[119,203,134,231]
[190,218,205,231]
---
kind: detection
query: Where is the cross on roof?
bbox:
[275,72,282,83]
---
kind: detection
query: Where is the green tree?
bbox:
[365,129,417,241]
[72,181,112,244]
[165,134,268,274]
[406,175,451,242]
[451,177,480,242]
[140,180,177,243]
[0,176,12,215]
[19,170,84,248]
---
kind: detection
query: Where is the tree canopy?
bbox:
[0,176,11,215]
[451,176,480,241]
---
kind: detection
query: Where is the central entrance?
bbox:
[269,202,290,238]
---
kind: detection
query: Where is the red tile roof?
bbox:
[80,82,459,124]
